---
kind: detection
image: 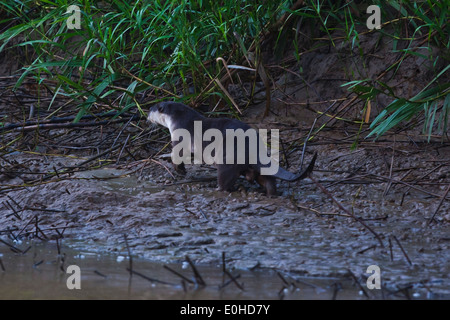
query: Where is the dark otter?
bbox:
[147,101,317,195]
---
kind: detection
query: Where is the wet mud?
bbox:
[1,139,449,299]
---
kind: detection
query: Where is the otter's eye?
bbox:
[157,105,164,112]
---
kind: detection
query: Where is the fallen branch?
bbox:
[1,115,140,133]
[309,174,384,247]
[427,182,450,226]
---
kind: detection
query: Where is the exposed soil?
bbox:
[1,28,449,298]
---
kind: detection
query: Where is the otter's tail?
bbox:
[272,152,317,182]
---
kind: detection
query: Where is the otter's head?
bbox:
[147,102,177,132]
[148,102,201,133]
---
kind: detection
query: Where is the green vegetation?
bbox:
[0,0,448,140]
[341,0,449,140]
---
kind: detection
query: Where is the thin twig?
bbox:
[221,270,244,291]
[126,268,175,285]
[124,234,133,277]
[185,255,206,286]
[347,269,369,298]
[309,174,384,247]
[427,182,450,226]
[383,140,395,197]
[391,235,412,266]
[163,265,194,284]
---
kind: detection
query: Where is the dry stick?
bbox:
[16,215,38,238]
[110,115,135,160]
[293,202,322,217]
[0,110,130,132]
[58,223,69,237]
[284,99,348,155]
[4,201,21,220]
[74,143,123,168]
[270,65,322,102]
[30,143,124,184]
[22,246,31,254]
[34,216,48,240]
[56,237,61,255]
[383,140,396,197]
[6,194,22,211]
[94,270,107,278]
[427,182,450,226]
[185,255,206,286]
[309,175,384,247]
[325,173,374,188]
[0,227,19,235]
[370,173,447,199]
[214,78,242,115]
[7,227,18,241]
[52,165,60,178]
[391,235,412,266]
[219,274,243,290]
[126,268,175,286]
[150,159,175,179]
[222,252,226,273]
[3,117,137,133]
[300,117,317,170]
[220,252,244,291]
[20,225,76,237]
[391,168,413,190]
[181,280,187,292]
[357,245,377,254]
[278,286,287,300]
[346,269,369,298]
[222,270,244,291]
[320,96,358,127]
[388,237,394,262]
[163,265,194,284]
[34,215,39,238]
[221,251,226,287]
[400,164,444,206]
[59,253,66,272]
[124,234,133,278]
[22,206,66,213]
[33,260,44,268]
[331,282,342,300]
[216,57,235,85]
[116,134,131,164]
[277,272,289,286]
[0,239,23,254]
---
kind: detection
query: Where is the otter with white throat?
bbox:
[147,102,317,196]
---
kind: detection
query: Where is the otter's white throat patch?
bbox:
[147,111,175,134]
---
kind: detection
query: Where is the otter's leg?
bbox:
[171,140,187,175]
[256,175,277,196]
[173,162,187,175]
[244,167,257,182]
[217,165,240,191]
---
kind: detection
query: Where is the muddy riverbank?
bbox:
[1,134,449,299]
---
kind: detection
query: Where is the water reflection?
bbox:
[0,241,386,300]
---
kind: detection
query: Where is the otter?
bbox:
[147,101,317,196]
